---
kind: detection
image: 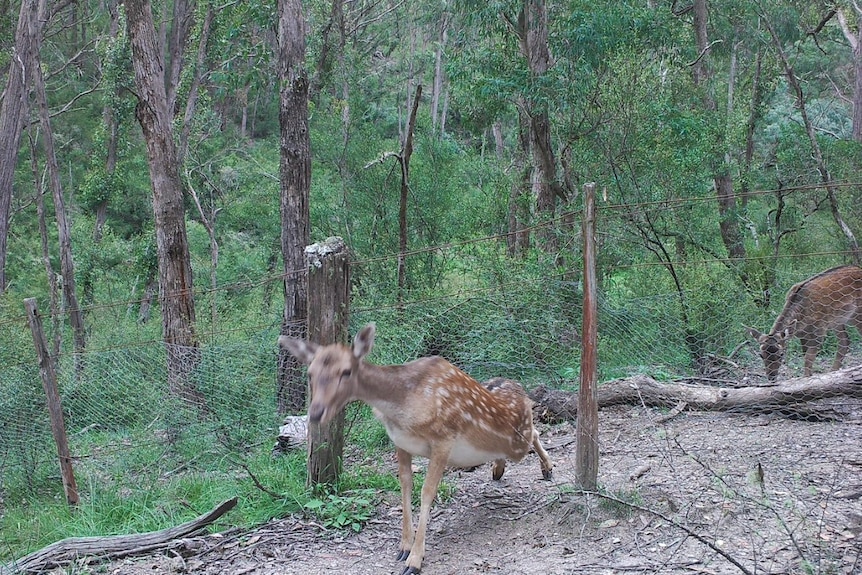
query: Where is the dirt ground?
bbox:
[95,397,862,575]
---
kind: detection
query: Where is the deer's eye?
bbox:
[341,369,352,379]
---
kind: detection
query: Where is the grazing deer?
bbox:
[279,323,552,575]
[745,265,862,381]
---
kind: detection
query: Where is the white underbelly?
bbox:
[384,422,504,467]
[447,439,506,468]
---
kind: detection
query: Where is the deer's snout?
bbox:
[308,403,325,424]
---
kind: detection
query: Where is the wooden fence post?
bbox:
[305,237,350,488]
[576,183,599,490]
[24,297,79,506]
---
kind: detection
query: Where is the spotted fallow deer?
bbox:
[279,323,552,575]
[745,265,862,381]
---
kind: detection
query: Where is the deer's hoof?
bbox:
[542,469,553,480]
[401,566,421,575]
[396,549,410,562]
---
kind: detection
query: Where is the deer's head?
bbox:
[745,320,796,381]
[279,323,376,424]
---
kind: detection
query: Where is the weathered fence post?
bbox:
[576,183,599,490]
[24,297,79,506]
[305,237,350,488]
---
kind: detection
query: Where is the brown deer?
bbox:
[279,323,552,575]
[745,265,862,381]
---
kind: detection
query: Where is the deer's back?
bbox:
[369,359,536,467]
[777,265,862,334]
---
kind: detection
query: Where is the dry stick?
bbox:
[671,437,808,561]
[576,490,755,575]
[240,463,283,500]
[2,497,237,575]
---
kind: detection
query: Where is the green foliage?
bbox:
[598,487,644,519]
[4,0,862,565]
[304,488,377,532]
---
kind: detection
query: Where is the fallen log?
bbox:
[530,364,862,422]
[2,497,238,575]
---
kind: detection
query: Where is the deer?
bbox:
[745,265,862,381]
[279,322,553,575]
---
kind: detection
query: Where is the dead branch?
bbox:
[578,490,755,575]
[530,364,862,422]
[1,498,237,575]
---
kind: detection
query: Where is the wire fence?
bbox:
[1,189,861,572]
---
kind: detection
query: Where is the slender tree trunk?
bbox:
[92,0,121,249]
[492,122,505,161]
[166,0,194,115]
[508,103,532,257]
[431,13,448,136]
[29,130,62,359]
[512,0,563,251]
[309,0,343,105]
[126,0,204,408]
[397,85,422,308]
[763,13,862,265]
[690,0,747,271]
[277,0,311,415]
[187,176,219,335]
[32,11,87,364]
[838,8,862,142]
[177,4,214,166]
[0,0,39,293]
[741,47,763,207]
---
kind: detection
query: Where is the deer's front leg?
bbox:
[396,447,414,562]
[833,325,850,371]
[801,335,823,377]
[402,445,450,575]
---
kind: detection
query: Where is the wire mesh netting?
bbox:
[1,233,861,573]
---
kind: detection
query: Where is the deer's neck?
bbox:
[356,362,416,413]
[772,294,803,333]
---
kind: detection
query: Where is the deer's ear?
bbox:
[353,323,376,359]
[782,319,798,339]
[744,325,764,341]
[279,336,319,365]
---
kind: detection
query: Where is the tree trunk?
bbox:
[166,0,194,116]
[309,0,344,105]
[691,0,747,265]
[305,237,350,488]
[838,7,862,142]
[0,0,39,293]
[92,0,121,248]
[126,0,204,408]
[29,130,62,359]
[32,16,87,364]
[514,0,563,250]
[277,0,311,415]
[508,104,532,257]
[177,4,214,166]
[763,13,862,265]
[431,13,448,136]
[397,85,422,309]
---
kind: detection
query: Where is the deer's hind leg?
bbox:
[532,430,553,480]
[492,459,506,481]
[396,447,414,562]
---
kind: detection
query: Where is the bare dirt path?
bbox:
[101,401,862,575]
